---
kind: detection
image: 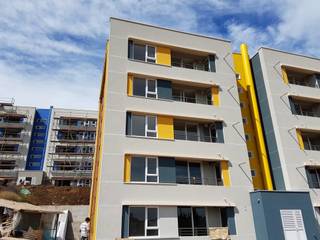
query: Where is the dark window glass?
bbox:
[186,124,198,141]
[309,169,320,188]
[189,163,202,185]
[147,80,156,98]
[133,78,146,97]
[132,114,145,136]
[131,156,145,182]
[147,116,156,131]
[147,158,157,174]
[172,88,183,102]
[147,176,157,182]
[184,91,196,103]
[147,46,156,63]
[133,44,146,61]
[129,207,145,236]
[178,207,193,236]
[193,207,207,236]
[210,126,217,142]
[174,121,186,140]
[147,46,155,58]
[202,126,211,142]
[176,161,189,184]
[147,229,158,236]
[147,208,158,227]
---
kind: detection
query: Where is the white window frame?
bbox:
[145,207,159,236]
[146,79,158,99]
[145,45,156,63]
[145,115,157,138]
[128,206,160,238]
[145,157,159,183]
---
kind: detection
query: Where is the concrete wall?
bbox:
[44,205,89,240]
[95,18,256,239]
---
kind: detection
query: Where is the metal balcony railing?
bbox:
[178,227,208,236]
[305,144,320,151]
[289,79,320,88]
[176,176,223,186]
[174,132,217,143]
[172,95,212,105]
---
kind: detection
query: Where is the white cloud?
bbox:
[0,0,319,110]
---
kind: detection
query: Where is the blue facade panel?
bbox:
[26,108,52,170]
[250,191,320,240]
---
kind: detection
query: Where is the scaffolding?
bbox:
[46,111,97,186]
[0,99,31,179]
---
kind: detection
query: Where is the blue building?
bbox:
[26,108,52,171]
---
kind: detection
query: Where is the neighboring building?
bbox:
[44,108,97,187]
[0,99,97,186]
[90,18,257,240]
[248,47,320,239]
[0,98,35,183]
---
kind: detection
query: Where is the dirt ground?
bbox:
[0,185,90,205]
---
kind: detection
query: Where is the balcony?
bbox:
[177,206,233,237]
[54,130,96,143]
[0,144,20,154]
[289,97,320,118]
[285,67,320,89]
[302,132,320,151]
[0,160,17,170]
[55,117,97,131]
[171,51,215,72]
[174,120,223,143]
[172,84,212,105]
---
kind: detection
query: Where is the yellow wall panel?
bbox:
[156,46,171,66]
[281,67,289,84]
[211,86,220,106]
[157,115,174,140]
[124,155,131,182]
[221,161,231,187]
[127,74,133,96]
[296,129,304,150]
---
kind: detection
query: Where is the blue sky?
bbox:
[1,0,319,110]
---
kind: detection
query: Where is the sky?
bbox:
[1,0,320,110]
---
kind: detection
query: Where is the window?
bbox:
[131,156,159,183]
[146,45,156,63]
[131,114,157,138]
[133,77,146,97]
[307,168,320,188]
[133,78,158,99]
[146,79,157,98]
[146,115,157,137]
[240,102,245,108]
[248,151,253,158]
[176,161,202,185]
[132,43,156,63]
[251,170,256,177]
[129,207,159,237]
[177,207,207,236]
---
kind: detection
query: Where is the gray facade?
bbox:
[94,18,256,239]
[250,191,320,240]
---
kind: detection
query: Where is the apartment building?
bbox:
[44,108,97,187]
[0,100,98,186]
[249,48,320,239]
[90,18,257,240]
[0,98,35,183]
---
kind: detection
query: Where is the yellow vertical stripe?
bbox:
[124,155,131,182]
[281,66,289,84]
[157,115,174,140]
[239,44,274,191]
[221,161,231,187]
[296,129,304,150]
[211,86,220,106]
[89,42,109,239]
[156,46,171,66]
[127,74,133,96]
